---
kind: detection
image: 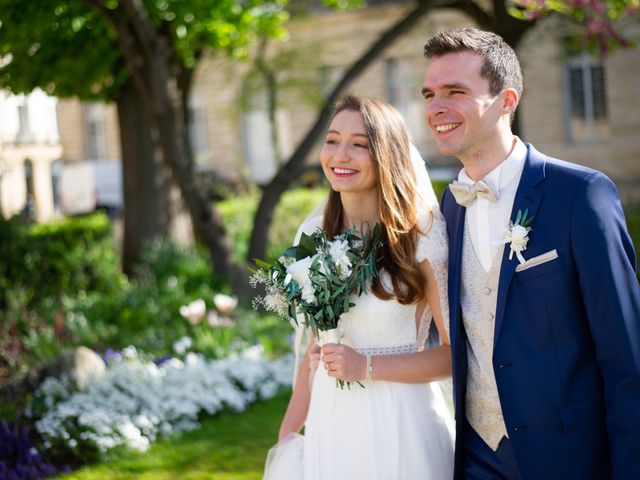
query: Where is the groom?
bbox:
[422,28,640,479]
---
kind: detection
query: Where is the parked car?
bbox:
[59,160,123,217]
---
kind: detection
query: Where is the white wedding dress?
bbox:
[265,210,455,480]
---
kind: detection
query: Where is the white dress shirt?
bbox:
[457,137,528,272]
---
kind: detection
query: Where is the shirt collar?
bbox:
[458,137,527,194]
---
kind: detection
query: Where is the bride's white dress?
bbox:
[265,212,455,480]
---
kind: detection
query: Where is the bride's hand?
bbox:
[321,343,366,382]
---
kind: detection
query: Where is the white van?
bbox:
[59,160,123,216]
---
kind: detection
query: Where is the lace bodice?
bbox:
[294,210,449,356]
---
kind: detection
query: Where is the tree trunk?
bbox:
[247,0,435,262]
[116,80,192,274]
[94,0,249,297]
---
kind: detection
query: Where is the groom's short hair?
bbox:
[423,28,523,101]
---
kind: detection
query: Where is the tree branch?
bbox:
[84,0,154,108]
[247,0,437,261]
[446,0,492,27]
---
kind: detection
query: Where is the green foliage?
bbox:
[431,180,449,203]
[0,0,291,99]
[218,187,328,263]
[507,0,638,54]
[64,239,222,354]
[61,238,292,361]
[0,212,123,374]
[0,212,118,307]
[624,204,640,279]
[0,212,122,308]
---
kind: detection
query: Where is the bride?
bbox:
[264,95,454,480]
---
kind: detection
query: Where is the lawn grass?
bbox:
[60,391,290,480]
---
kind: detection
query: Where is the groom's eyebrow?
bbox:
[421,83,470,96]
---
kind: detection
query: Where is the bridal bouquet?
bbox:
[250,225,383,385]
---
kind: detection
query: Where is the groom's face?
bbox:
[422,51,505,163]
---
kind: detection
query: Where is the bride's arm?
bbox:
[277,340,319,441]
[321,260,452,384]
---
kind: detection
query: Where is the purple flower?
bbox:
[153,355,173,366]
[0,420,60,479]
[101,348,123,366]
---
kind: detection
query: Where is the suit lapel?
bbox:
[493,145,546,348]
[448,199,466,352]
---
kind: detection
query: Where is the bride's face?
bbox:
[320,109,377,195]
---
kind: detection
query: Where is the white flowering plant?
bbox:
[251,224,383,340]
[26,345,293,462]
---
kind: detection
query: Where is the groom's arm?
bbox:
[570,171,640,478]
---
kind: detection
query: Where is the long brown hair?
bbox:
[323,95,425,305]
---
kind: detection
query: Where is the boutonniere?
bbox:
[495,209,534,264]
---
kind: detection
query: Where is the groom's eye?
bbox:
[450,90,464,95]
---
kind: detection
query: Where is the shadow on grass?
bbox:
[61,391,290,480]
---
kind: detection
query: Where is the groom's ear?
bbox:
[501,88,519,116]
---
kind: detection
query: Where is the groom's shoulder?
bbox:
[529,145,609,186]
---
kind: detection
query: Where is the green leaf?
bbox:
[253,258,272,270]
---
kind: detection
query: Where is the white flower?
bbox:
[122,346,138,360]
[179,299,206,325]
[327,238,352,279]
[31,345,294,457]
[173,336,193,355]
[502,222,531,264]
[263,287,289,316]
[207,311,234,328]
[494,209,533,265]
[285,256,313,285]
[213,294,238,313]
[286,256,316,304]
[507,224,529,251]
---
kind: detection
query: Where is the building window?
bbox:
[51,159,63,213]
[17,100,33,143]
[384,57,427,146]
[23,159,35,219]
[187,103,210,168]
[84,103,107,160]
[565,54,609,143]
[242,91,291,185]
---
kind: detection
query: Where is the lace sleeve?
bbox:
[415,210,450,348]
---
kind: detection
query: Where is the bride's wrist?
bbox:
[364,354,372,382]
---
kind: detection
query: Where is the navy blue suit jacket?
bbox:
[441,145,640,480]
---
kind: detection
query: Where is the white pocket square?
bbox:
[515,249,559,273]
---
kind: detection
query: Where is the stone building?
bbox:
[3,3,638,223]
[0,89,62,222]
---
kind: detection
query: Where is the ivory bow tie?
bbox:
[449,180,500,207]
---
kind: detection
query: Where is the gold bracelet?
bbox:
[365,354,373,382]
